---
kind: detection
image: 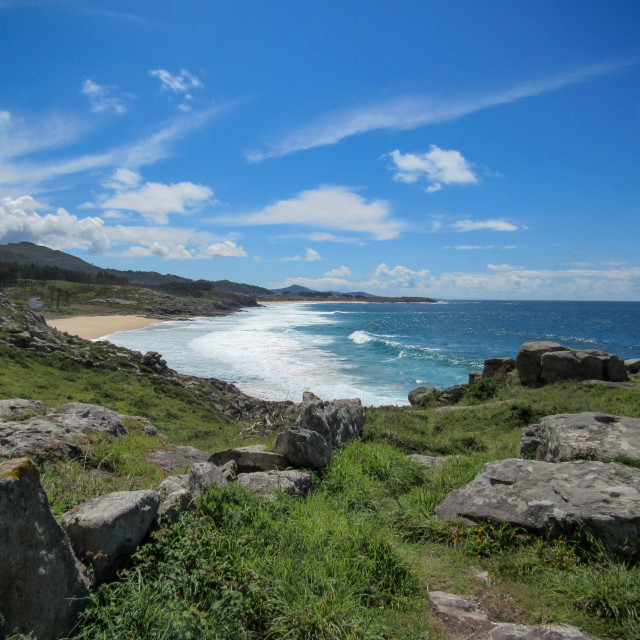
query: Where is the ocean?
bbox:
[103,300,640,407]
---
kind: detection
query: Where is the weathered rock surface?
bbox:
[273,395,364,469]
[274,427,332,470]
[0,458,89,640]
[521,412,640,463]
[62,490,160,582]
[146,445,210,473]
[0,402,128,459]
[435,458,640,558]
[209,444,287,472]
[483,357,516,379]
[408,386,437,406]
[429,591,596,640]
[516,341,629,387]
[409,454,449,468]
[187,461,228,497]
[237,469,312,499]
[626,358,640,374]
[0,398,45,418]
[438,385,466,405]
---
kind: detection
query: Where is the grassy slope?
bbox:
[2,314,640,638]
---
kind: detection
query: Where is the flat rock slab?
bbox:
[0,402,128,459]
[435,399,515,414]
[147,445,211,473]
[435,458,640,558]
[409,454,449,468]
[62,490,160,583]
[429,591,596,640]
[0,398,45,418]
[521,412,640,463]
[237,470,312,500]
[209,444,287,473]
[1,458,89,640]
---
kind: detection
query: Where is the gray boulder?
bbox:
[429,591,596,640]
[146,445,211,473]
[156,475,192,524]
[409,454,450,468]
[468,371,483,383]
[482,357,516,379]
[0,458,89,640]
[435,458,640,558]
[438,385,466,405]
[521,412,640,463]
[408,386,437,406]
[187,461,228,497]
[517,342,629,386]
[62,490,160,582]
[626,358,640,374]
[273,395,364,469]
[0,402,128,459]
[209,444,287,473]
[516,342,567,386]
[274,427,332,470]
[237,470,312,500]
[0,398,45,419]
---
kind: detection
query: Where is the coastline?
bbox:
[46,315,163,340]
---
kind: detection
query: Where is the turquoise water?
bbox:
[103,300,640,406]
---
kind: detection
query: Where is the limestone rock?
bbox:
[0,402,128,459]
[435,458,640,558]
[237,470,312,499]
[62,490,160,582]
[209,444,287,473]
[521,412,640,463]
[482,357,516,379]
[0,458,89,640]
[408,386,437,406]
[274,427,332,470]
[187,461,228,497]
[146,445,211,473]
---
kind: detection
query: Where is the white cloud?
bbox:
[451,219,518,232]
[81,79,128,115]
[98,178,214,224]
[213,186,402,241]
[0,195,246,261]
[325,266,351,277]
[257,247,323,262]
[388,146,478,192]
[150,69,202,93]
[487,263,524,271]
[0,195,109,254]
[247,61,633,161]
[372,263,433,288]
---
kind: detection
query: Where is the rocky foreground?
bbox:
[1,293,639,640]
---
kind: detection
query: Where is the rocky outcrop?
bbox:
[0,398,45,419]
[61,490,160,583]
[1,458,89,640]
[408,386,437,406]
[142,351,169,374]
[521,412,640,463]
[273,394,364,470]
[438,385,466,405]
[482,357,516,379]
[236,470,312,499]
[626,358,640,374]
[209,444,287,473]
[429,591,596,640]
[435,458,640,558]
[146,445,211,473]
[516,341,629,387]
[0,401,129,459]
[187,461,228,497]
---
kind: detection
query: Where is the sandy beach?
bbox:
[46,315,162,340]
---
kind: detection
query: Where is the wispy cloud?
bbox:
[451,219,518,232]
[213,186,403,241]
[247,61,635,161]
[81,79,128,115]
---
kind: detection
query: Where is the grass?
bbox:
[2,296,640,638]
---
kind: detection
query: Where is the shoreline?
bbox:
[46,315,163,340]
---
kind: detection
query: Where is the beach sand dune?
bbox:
[46,316,161,340]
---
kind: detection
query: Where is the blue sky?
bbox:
[0,0,638,300]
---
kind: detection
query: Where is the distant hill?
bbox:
[0,242,103,274]
[271,285,317,295]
